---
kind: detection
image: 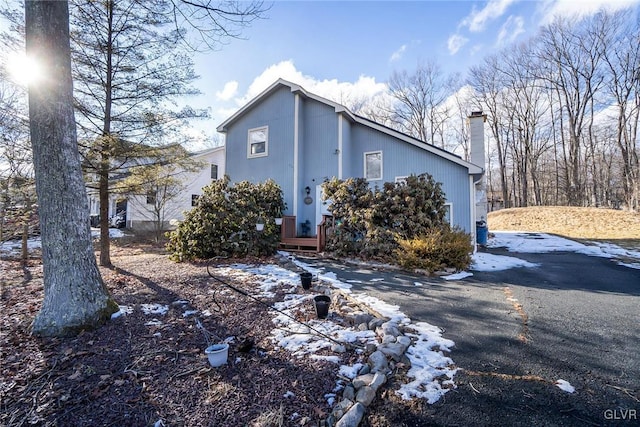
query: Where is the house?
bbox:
[217,79,486,251]
[88,145,225,231]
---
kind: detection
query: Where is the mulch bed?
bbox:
[0,244,359,426]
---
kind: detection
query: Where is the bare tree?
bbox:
[599,12,640,210]
[25,0,117,336]
[535,15,606,206]
[388,61,454,147]
[469,54,511,208]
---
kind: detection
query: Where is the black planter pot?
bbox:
[300,272,312,290]
[313,295,331,319]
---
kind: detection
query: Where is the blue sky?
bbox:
[187,0,640,145]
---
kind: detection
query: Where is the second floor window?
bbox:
[248,126,268,158]
[211,164,218,180]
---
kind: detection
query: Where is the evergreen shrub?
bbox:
[322,174,473,271]
[166,176,286,261]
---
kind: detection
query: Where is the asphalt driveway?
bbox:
[298,248,640,426]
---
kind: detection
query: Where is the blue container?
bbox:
[476,221,488,246]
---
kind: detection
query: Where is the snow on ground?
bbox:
[471,252,539,272]
[488,231,640,270]
[440,231,640,280]
[0,228,127,256]
[286,256,457,405]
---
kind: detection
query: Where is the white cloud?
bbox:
[462,0,517,32]
[540,0,640,24]
[215,80,238,101]
[496,15,525,46]
[233,60,390,114]
[390,44,407,62]
[447,34,469,55]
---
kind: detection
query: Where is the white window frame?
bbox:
[444,203,453,225]
[395,176,408,184]
[247,126,268,158]
[364,150,383,181]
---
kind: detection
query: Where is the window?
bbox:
[146,191,156,205]
[210,164,218,180]
[191,194,200,206]
[248,126,268,158]
[395,176,408,185]
[364,151,382,181]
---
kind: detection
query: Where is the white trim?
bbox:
[293,94,300,215]
[364,150,383,181]
[338,114,343,179]
[247,126,268,158]
[444,202,453,225]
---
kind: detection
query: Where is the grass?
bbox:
[487,206,640,241]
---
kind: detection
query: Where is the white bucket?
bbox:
[205,343,229,367]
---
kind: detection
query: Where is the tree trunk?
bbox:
[25,0,118,336]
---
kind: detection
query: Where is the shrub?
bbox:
[166,176,286,261]
[322,173,450,260]
[395,227,473,273]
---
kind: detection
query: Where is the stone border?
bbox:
[275,254,414,427]
[324,289,411,427]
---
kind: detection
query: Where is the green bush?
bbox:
[166,176,286,261]
[322,173,451,260]
[395,227,473,273]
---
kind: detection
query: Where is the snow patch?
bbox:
[555,379,575,393]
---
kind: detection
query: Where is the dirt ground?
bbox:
[1,242,380,427]
[488,206,640,240]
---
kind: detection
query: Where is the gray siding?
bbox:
[298,98,339,225]
[222,82,473,234]
[350,125,471,231]
[225,86,296,214]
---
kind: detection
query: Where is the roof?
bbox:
[190,145,225,158]
[216,79,483,175]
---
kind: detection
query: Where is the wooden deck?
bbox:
[277,215,331,253]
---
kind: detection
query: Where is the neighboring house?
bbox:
[216,79,485,250]
[87,145,225,231]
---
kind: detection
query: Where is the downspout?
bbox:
[293,93,300,215]
[470,174,477,252]
[338,114,343,179]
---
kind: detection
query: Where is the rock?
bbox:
[370,372,387,392]
[382,334,396,344]
[368,350,388,373]
[358,364,371,375]
[355,385,377,406]
[379,342,408,361]
[342,385,355,401]
[357,323,369,332]
[352,311,373,326]
[352,373,374,389]
[378,321,400,338]
[397,335,412,347]
[331,343,347,353]
[331,398,354,420]
[368,318,384,331]
[365,343,377,354]
[335,402,366,427]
